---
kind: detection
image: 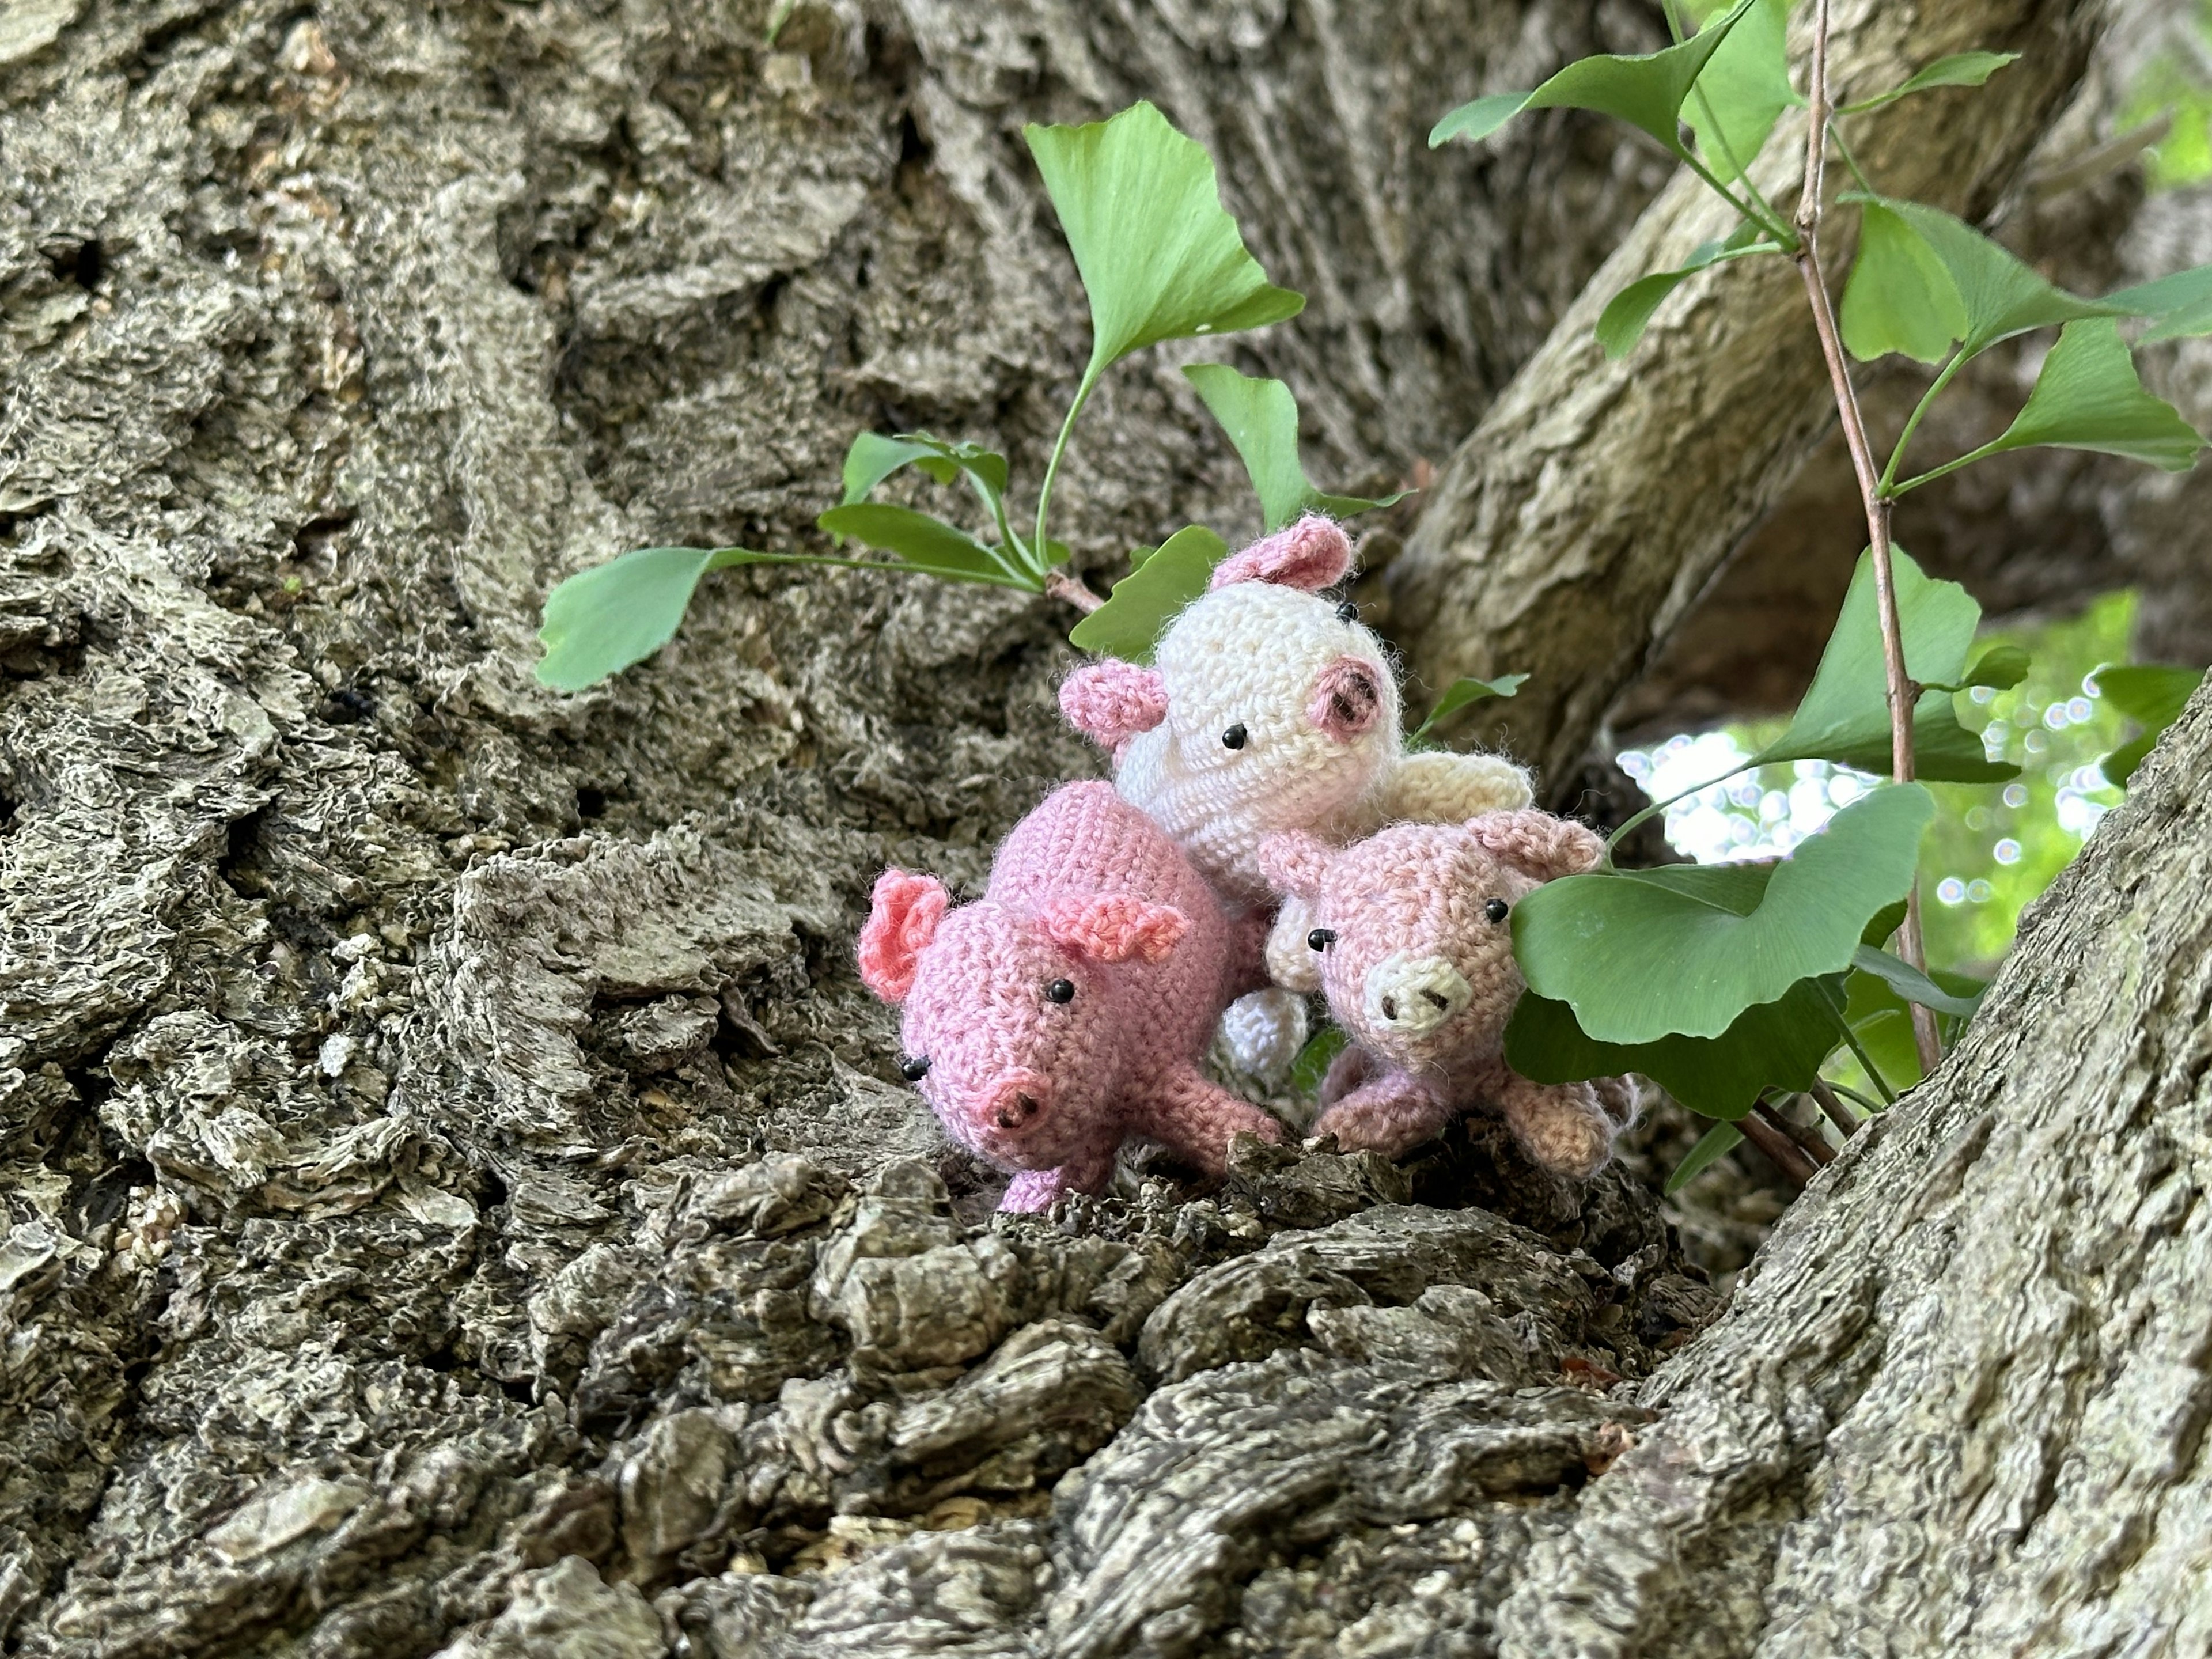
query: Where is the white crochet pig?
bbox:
[1060,514,1533,1077]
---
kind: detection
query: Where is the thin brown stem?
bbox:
[1757,1098,1834,1167]
[1809,1078,1861,1138]
[1737,1110,1817,1187]
[1043,568,1105,614]
[1791,0,1943,1078]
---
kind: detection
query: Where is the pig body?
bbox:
[1060,516,1532,1075]
[859,782,1281,1211]
[1259,812,1638,1177]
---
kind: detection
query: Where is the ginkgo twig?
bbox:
[1791,0,1944,1078]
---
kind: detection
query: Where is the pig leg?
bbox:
[1141,1065,1284,1176]
[999,1143,1118,1213]
[1313,1063,1456,1158]
[1480,1060,1616,1177]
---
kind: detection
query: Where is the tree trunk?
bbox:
[2,2,2199,1658]
[1376,0,2109,791]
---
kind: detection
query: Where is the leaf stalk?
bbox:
[1790,0,1942,1077]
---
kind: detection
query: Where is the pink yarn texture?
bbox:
[1059,513,1535,908]
[858,782,1282,1211]
[1260,810,1639,1177]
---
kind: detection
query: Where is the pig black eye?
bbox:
[1484,899,1509,923]
[1308,928,1336,950]
[1336,600,1359,623]
[1045,978,1076,1004]
[1221,723,1247,750]
[900,1056,931,1081]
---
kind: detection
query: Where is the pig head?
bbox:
[857,870,1185,1172]
[1259,812,1604,1073]
[1058,515,1399,905]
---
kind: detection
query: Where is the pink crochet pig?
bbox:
[1258,812,1638,1177]
[1059,514,1533,909]
[1060,514,1533,1077]
[858,781,1283,1211]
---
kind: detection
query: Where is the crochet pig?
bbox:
[1258,811,1638,1177]
[1059,514,1533,1075]
[858,781,1283,1211]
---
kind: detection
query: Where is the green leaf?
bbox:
[1597,270,1702,360]
[1746,547,2017,782]
[1842,195,2116,357]
[1067,525,1226,664]
[536,542,968,692]
[1683,0,1794,185]
[1841,960,1983,1088]
[1429,0,1759,160]
[813,504,1028,586]
[2094,662,2206,785]
[1026,102,1304,392]
[1839,50,2021,113]
[1840,201,1969,363]
[1181,364,1406,533]
[841,433,946,506]
[537,546,730,693]
[2109,265,2212,342]
[1950,643,2030,691]
[1290,1022,1349,1099]
[1506,975,1848,1120]
[1849,945,1984,1017]
[1512,782,1934,1043]
[1429,91,1540,148]
[1960,318,2206,473]
[1666,1120,1746,1192]
[1594,224,1779,359]
[1408,674,1528,747]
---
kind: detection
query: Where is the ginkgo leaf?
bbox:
[1181,365,1406,533]
[1430,0,1759,160]
[1839,50,2020,113]
[2094,662,2206,785]
[1840,201,1969,363]
[1683,0,1794,185]
[1841,194,2116,357]
[1026,102,1303,392]
[1746,548,2017,781]
[1511,783,1934,1043]
[1408,675,1528,747]
[1964,319,2205,472]
[813,504,1028,585]
[1067,525,1226,664]
[1666,1120,1747,1191]
[1596,222,1779,358]
[1505,976,1847,1120]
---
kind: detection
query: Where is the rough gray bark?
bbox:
[1376,0,2111,791]
[0,2,1696,1654]
[7,1,2204,1656]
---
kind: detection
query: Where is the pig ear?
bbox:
[1039,895,1188,964]
[1466,812,1605,882]
[858,870,949,1003]
[1060,662,1167,752]
[1257,832,1334,900]
[1209,513,1351,593]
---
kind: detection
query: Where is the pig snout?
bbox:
[1308,656,1384,743]
[1360,953,1472,1039]
[979,1071,1053,1137]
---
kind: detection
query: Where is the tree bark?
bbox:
[5,2,2204,1657]
[1376,0,2110,793]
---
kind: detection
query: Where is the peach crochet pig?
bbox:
[858,781,1282,1211]
[1060,514,1533,1075]
[1258,811,1638,1177]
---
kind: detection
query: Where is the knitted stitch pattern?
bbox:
[1059,514,1536,911]
[858,781,1282,1211]
[1259,810,1639,1177]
